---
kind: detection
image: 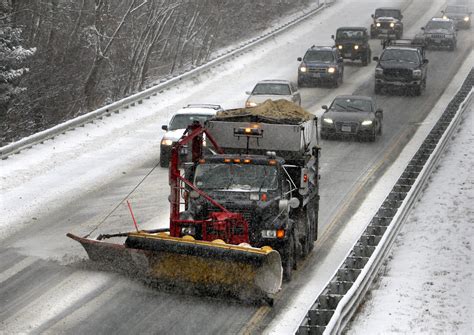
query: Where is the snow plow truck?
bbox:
[67,99,320,304]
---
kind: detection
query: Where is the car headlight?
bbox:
[376,22,381,27]
[323,118,334,124]
[412,69,422,78]
[261,229,277,238]
[327,67,336,74]
[161,139,173,146]
[361,120,373,126]
[299,66,307,73]
[354,45,359,50]
[390,22,395,28]
[181,226,196,236]
[338,45,343,49]
[246,101,258,108]
[443,15,448,19]
[464,17,470,22]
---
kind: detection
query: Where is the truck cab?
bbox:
[181,101,320,280]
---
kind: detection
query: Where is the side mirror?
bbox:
[423,59,429,64]
[441,10,445,14]
[371,14,375,18]
[297,57,302,61]
[331,34,335,40]
[322,105,328,110]
[421,27,425,30]
[162,125,168,131]
[373,56,379,61]
[288,197,300,209]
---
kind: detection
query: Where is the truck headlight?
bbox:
[361,120,373,126]
[464,17,469,22]
[376,22,381,27]
[327,67,336,74]
[390,22,395,28]
[412,69,422,78]
[323,118,334,124]
[354,45,359,50]
[375,67,383,77]
[443,15,448,19]
[161,139,173,146]
[261,230,277,238]
[181,226,196,236]
[338,45,343,49]
[246,101,258,108]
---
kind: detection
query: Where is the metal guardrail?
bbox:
[296,69,473,335]
[0,1,327,160]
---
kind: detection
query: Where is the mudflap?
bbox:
[67,232,282,301]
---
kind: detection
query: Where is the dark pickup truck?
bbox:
[373,40,428,96]
[371,7,404,39]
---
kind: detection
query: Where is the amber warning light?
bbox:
[234,127,263,137]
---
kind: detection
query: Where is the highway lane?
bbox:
[1,0,472,334]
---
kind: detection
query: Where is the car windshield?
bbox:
[426,21,452,30]
[194,163,278,191]
[336,30,365,40]
[304,50,334,63]
[252,83,291,95]
[375,9,401,18]
[445,6,468,13]
[381,49,420,63]
[169,114,213,130]
[330,98,372,112]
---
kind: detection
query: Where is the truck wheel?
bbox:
[374,83,382,94]
[362,53,369,66]
[413,85,422,96]
[283,230,296,282]
[159,155,168,168]
[301,205,316,257]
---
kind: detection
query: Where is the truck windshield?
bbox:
[336,30,364,40]
[426,21,452,30]
[169,114,213,130]
[381,49,420,63]
[375,9,401,19]
[194,163,278,191]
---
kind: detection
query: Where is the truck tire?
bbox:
[159,155,168,168]
[283,230,297,282]
[301,205,316,257]
[374,83,382,94]
[362,52,369,66]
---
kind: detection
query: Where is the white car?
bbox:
[245,79,301,108]
[160,104,222,167]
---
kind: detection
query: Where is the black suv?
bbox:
[332,27,371,66]
[371,8,404,39]
[373,40,428,96]
[297,46,344,87]
[421,18,457,50]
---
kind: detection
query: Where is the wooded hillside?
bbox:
[0,0,313,144]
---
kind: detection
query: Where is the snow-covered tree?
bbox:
[0,1,36,115]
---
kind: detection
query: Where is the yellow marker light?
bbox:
[199,159,206,164]
[244,128,252,134]
[243,159,251,164]
[233,158,241,163]
[276,229,285,239]
[224,158,231,163]
[268,159,277,165]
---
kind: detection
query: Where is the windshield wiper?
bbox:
[335,103,348,110]
[346,105,364,112]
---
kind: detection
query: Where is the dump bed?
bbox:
[206,100,318,161]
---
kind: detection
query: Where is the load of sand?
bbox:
[215,99,314,124]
